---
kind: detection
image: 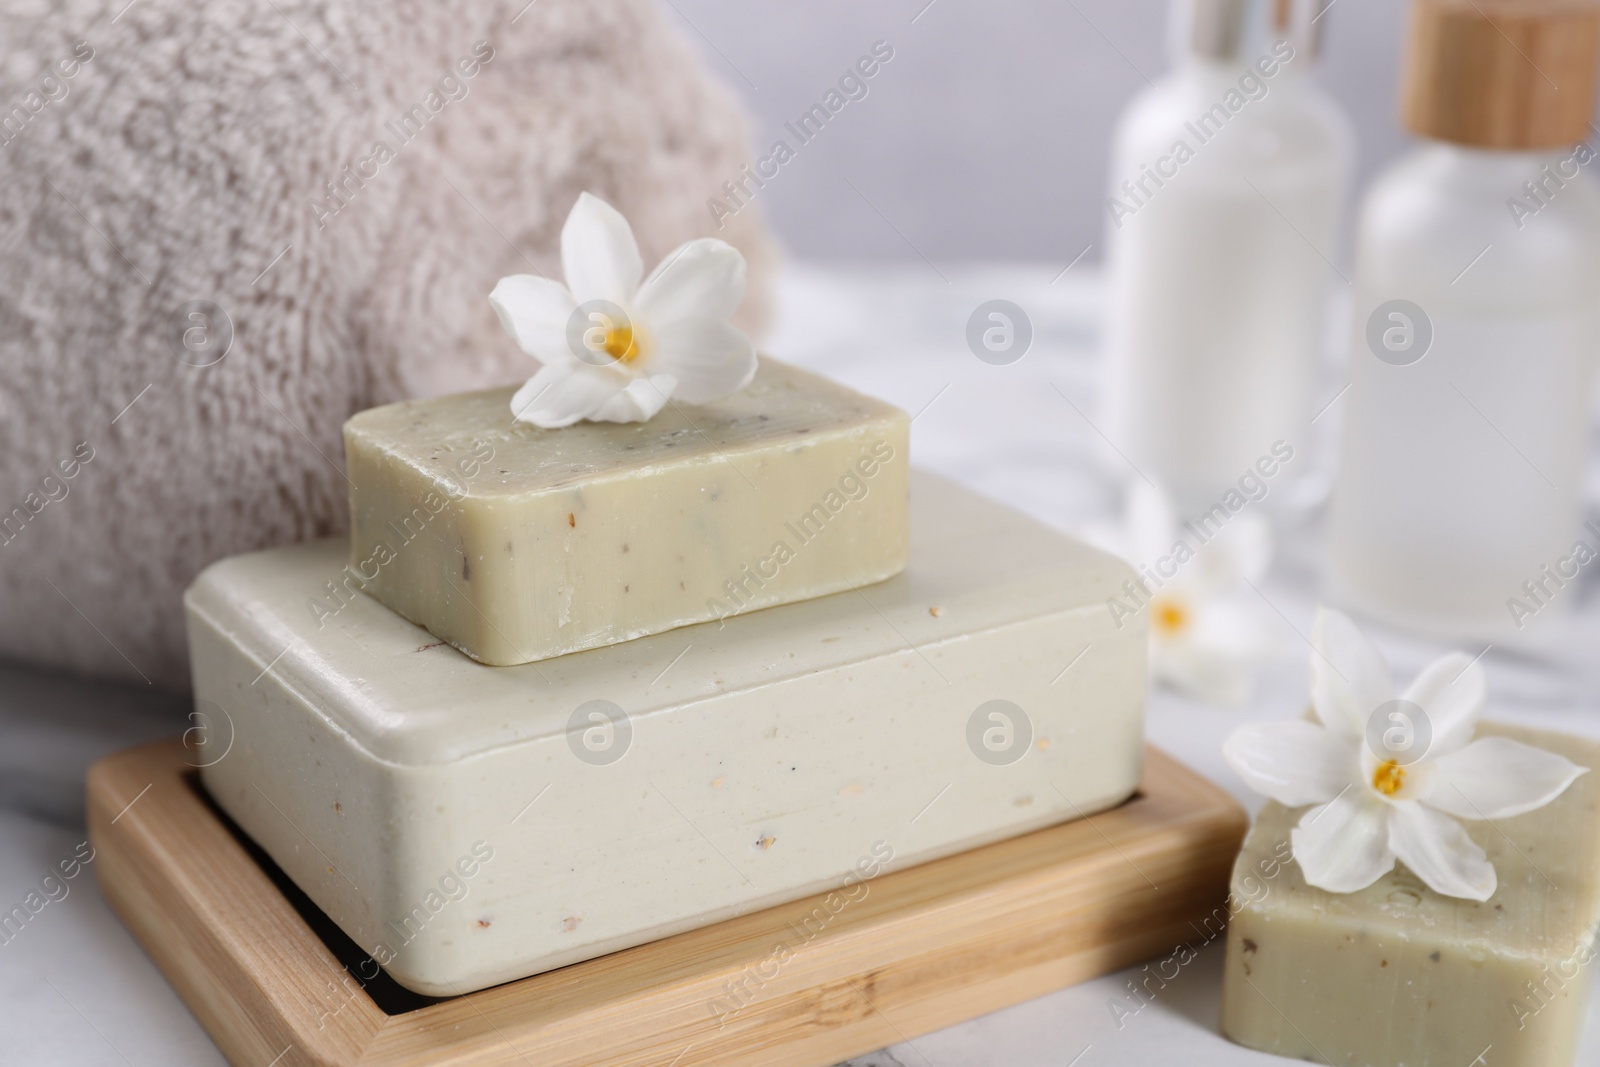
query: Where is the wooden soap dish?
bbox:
[88,740,1245,1067]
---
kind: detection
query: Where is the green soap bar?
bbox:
[342,357,909,666]
[1222,722,1600,1067]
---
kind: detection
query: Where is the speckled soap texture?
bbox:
[1221,723,1600,1067]
[188,472,1147,996]
[342,357,910,666]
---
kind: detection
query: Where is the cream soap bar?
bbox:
[189,472,1146,996]
[1222,723,1600,1067]
[342,357,909,666]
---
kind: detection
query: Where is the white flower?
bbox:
[1100,480,1275,705]
[1223,606,1587,901]
[489,192,757,428]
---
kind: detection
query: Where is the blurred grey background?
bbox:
[661,0,1411,264]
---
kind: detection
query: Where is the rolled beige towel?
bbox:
[0,0,776,690]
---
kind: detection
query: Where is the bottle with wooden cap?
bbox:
[1101,0,1353,514]
[1327,0,1600,637]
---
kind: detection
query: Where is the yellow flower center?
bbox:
[1372,759,1406,797]
[1152,597,1189,636]
[600,322,641,363]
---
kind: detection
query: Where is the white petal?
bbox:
[1291,789,1395,893]
[1228,513,1273,583]
[1186,598,1275,661]
[1310,606,1394,741]
[1153,601,1273,706]
[1424,737,1588,820]
[509,362,627,429]
[1401,653,1485,757]
[1126,479,1177,566]
[1223,721,1357,808]
[634,238,747,324]
[649,318,758,404]
[1189,511,1273,593]
[589,374,675,424]
[489,275,577,363]
[1387,801,1496,901]
[561,192,642,305]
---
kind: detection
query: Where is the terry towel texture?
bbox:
[0,0,774,690]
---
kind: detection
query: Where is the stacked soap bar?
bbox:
[191,473,1146,995]
[343,358,909,666]
[188,357,1150,996]
[1221,723,1600,1067]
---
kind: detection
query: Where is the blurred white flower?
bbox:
[489,192,757,428]
[1223,606,1586,901]
[1096,480,1275,705]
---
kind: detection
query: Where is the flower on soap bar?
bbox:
[1223,606,1587,901]
[489,192,757,428]
[1095,480,1276,706]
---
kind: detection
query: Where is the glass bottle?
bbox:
[1327,0,1600,637]
[1101,0,1353,514]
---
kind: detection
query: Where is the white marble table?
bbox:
[3,262,1598,1066]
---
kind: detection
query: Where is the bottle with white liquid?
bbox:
[1327,0,1600,638]
[1101,0,1352,514]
